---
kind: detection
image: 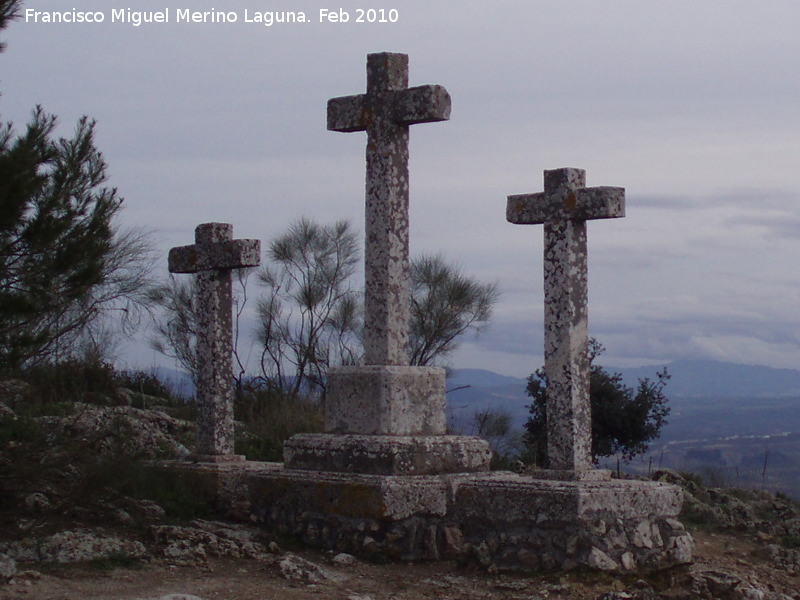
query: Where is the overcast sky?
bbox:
[4,1,800,376]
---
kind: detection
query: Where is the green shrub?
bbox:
[21,359,120,408]
[677,470,705,489]
[0,414,44,446]
[235,386,323,461]
[781,535,800,549]
[111,464,215,520]
[118,370,176,401]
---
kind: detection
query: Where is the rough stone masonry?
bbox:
[507,168,624,479]
[168,223,260,459]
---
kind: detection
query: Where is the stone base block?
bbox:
[283,433,492,475]
[325,365,446,435]
[451,476,693,572]
[528,468,612,481]
[151,461,693,573]
[192,454,247,463]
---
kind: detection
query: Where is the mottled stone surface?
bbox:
[311,52,469,469]
[165,461,691,572]
[328,52,450,366]
[451,476,692,572]
[453,477,683,522]
[507,168,624,477]
[168,223,260,457]
[324,365,447,435]
[283,433,492,475]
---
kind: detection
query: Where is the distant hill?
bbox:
[615,359,800,398]
[148,366,195,398]
[445,360,800,439]
[446,362,800,497]
[445,369,529,434]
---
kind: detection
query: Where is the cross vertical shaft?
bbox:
[328,52,451,366]
[168,223,261,458]
[364,55,412,367]
[507,168,625,476]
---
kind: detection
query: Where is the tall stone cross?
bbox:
[168,223,260,459]
[507,168,625,477]
[327,52,451,366]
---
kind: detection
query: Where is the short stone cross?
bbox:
[168,223,260,459]
[507,168,624,478]
[327,52,451,366]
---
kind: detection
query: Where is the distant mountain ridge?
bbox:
[445,360,800,436]
[449,359,800,400]
[616,359,800,398]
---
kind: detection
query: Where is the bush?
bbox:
[525,339,670,466]
[118,370,175,401]
[17,358,121,411]
[235,385,323,461]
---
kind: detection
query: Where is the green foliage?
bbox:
[21,358,120,407]
[524,340,670,466]
[470,407,524,468]
[112,465,215,520]
[155,218,500,400]
[118,369,177,401]
[0,108,110,368]
[677,470,706,490]
[0,357,205,523]
[0,414,44,449]
[234,384,323,461]
[781,535,800,549]
[0,1,19,52]
[0,7,155,372]
[147,275,200,384]
[410,254,499,367]
[256,218,361,397]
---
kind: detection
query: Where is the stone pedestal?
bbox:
[324,365,447,435]
[284,434,492,475]
[529,468,612,482]
[161,460,693,573]
[451,476,693,572]
[284,365,492,475]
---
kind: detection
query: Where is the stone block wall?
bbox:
[156,461,693,574]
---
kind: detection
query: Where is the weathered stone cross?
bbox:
[281,53,490,475]
[327,52,451,366]
[507,168,625,478]
[168,223,260,459]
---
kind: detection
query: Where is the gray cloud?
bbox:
[7,0,800,374]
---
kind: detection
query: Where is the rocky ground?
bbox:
[1,525,799,600]
[2,381,800,599]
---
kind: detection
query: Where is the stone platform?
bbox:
[157,460,693,573]
[284,433,492,475]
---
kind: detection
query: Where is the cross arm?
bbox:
[506,187,625,225]
[327,84,451,132]
[506,192,546,225]
[168,239,261,274]
[327,94,367,132]
[393,85,451,125]
[575,187,625,220]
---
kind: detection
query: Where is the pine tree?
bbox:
[0,1,154,370]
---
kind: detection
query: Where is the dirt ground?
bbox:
[3,531,800,600]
